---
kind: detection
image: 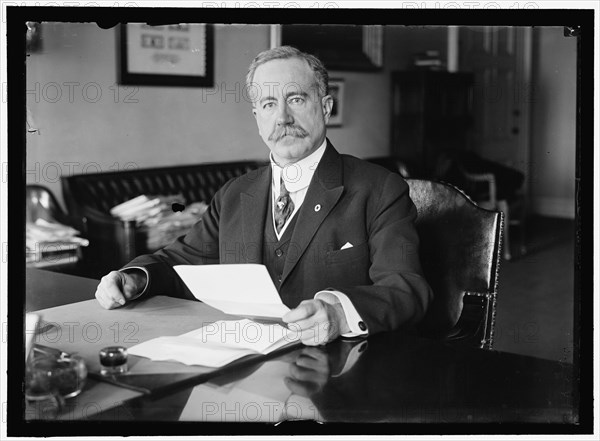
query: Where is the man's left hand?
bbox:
[282,299,350,346]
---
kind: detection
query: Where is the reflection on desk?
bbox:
[22,269,577,430]
[115,344,359,423]
[179,358,322,422]
[89,335,574,424]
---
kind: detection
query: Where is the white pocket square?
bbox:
[340,242,353,250]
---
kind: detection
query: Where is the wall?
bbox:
[26,23,269,208]
[529,27,577,219]
[26,23,449,209]
[26,24,577,218]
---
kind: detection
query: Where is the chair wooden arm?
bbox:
[445,292,495,350]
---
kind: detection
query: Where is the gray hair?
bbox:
[245,46,329,102]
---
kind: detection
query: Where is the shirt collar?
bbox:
[270,138,328,193]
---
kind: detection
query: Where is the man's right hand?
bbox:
[95,270,147,309]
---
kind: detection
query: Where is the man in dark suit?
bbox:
[95,46,433,346]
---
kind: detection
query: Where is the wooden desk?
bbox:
[21,269,578,433]
[26,267,98,311]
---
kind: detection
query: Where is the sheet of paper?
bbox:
[128,319,299,368]
[181,319,298,353]
[174,264,290,318]
[128,336,258,368]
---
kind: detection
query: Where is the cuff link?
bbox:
[358,321,367,331]
[314,204,321,212]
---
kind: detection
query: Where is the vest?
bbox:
[262,194,299,291]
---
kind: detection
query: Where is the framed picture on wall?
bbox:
[327,79,345,127]
[119,23,214,87]
[272,24,383,71]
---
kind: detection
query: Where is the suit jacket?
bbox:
[126,141,433,335]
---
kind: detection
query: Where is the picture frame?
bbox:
[119,23,214,87]
[327,79,345,127]
[273,24,383,71]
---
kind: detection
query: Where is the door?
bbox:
[459,26,533,197]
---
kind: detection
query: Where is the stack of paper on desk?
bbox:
[130,264,298,368]
[128,319,300,368]
[174,264,291,318]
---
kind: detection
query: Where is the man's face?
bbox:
[251,57,333,165]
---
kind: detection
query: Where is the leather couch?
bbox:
[62,160,265,278]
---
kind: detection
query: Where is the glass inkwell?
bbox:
[99,346,128,375]
[25,346,88,418]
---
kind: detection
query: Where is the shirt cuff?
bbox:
[119,266,149,301]
[314,289,369,338]
[332,340,368,377]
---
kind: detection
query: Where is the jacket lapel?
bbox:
[240,166,271,264]
[281,141,344,285]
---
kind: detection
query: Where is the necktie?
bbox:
[274,176,295,234]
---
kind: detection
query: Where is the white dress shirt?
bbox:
[269,140,326,240]
[270,139,368,338]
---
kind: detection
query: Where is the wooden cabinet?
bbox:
[390,71,474,177]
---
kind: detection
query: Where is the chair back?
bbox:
[26,185,68,224]
[407,179,503,348]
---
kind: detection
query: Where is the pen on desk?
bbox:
[33,344,71,359]
[87,372,151,395]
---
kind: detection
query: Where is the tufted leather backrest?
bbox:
[407,179,503,336]
[62,161,267,216]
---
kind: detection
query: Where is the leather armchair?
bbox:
[434,150,526,260]
[407,179,504,350]
[455,166,526,261]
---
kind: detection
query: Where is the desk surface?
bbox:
[22,269,578,433]
[26,268,99,311]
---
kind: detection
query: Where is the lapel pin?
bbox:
[314,204,321,212]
